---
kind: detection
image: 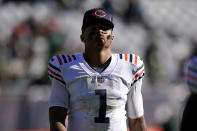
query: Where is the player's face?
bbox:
[81,23,114,49]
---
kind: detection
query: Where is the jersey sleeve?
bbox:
[48,55,65,85]
[126,79,144,118]
[48,55,69,109]
[49,78,69,108]
[131,55,145,86]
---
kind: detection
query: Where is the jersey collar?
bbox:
[77,53,118,76]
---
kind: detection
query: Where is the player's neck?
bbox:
[84,49,112,68]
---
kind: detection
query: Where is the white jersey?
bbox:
[48,53,145,131]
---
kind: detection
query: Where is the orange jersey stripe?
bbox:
[48,68,63,80]
[134,55,138,65]
[134,69,144,79]
[125,54,128,61]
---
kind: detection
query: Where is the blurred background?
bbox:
[0,0,197,131]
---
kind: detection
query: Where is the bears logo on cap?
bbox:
[93,10,106,17]
[82,8,114,33]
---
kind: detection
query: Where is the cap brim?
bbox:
[82,18,114,33]
[97,19,114,28]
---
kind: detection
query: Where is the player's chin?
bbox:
[97,44,110,49]
[96,40,105,47]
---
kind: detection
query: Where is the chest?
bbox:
[66,75,130,106]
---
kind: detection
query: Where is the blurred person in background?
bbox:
[48,8,147,131]
[180,57,197,131]
[5,18,35,82]
[123,0,145,23]
[102,0,148,24]
[144,35,162,87]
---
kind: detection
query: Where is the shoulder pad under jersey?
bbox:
[119,53,145,86]
[186,57,197,93]
[48,55,65,85]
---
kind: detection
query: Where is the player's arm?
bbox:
[127,80,147,131]
[128,116,147,131]
[48,55,69,131]
[49,106,67,131]
[127,56,147,131]
[48,78,69,131]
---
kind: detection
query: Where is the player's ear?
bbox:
[110,34,114,43]
[110,29,114,41]
[111,34,114,41]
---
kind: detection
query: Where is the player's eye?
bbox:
[88,31,96,36]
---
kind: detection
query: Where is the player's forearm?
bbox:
[128,116,147,131]
[50,122,67,131]
[49,106,68,131]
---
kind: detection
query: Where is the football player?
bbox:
[180,57,197,131]
[48,8,147,131]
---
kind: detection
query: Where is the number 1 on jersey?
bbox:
[94,89,109,123]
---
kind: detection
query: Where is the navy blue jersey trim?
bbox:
[72,55,77,60]
[48,63,61,72]
[62,55,68,63]
[130,54,133,63]
[120,54,122,59]
[48,73,65,85]
[188,66,197,74]
[136,64,144,72]
[131,73,145,86]
[51,58,55,61]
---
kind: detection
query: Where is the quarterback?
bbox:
[48,8,147,131]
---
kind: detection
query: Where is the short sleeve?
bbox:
[48,55,69,108]
[131,55,145,86]
[126,79,144,119]
[49,78,69,108]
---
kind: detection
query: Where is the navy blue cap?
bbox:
[81,8,114,33]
